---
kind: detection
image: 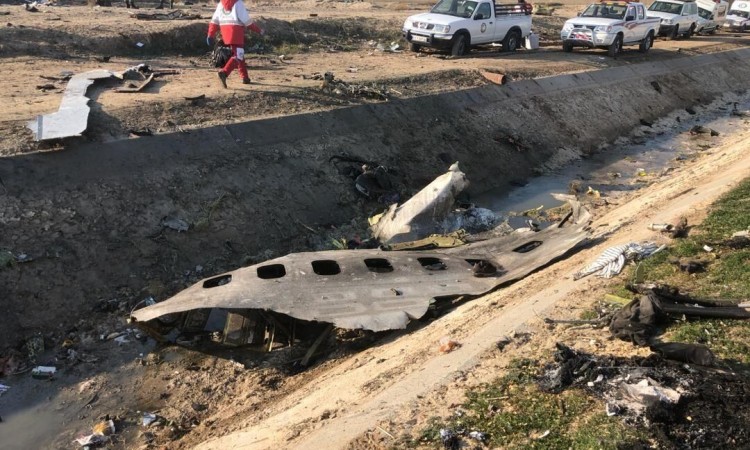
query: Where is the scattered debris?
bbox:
[31,365,56,379]
[573,242,663,280]
[115,73,154,93]
[129,128,153,137]
[650,342,715,366]
[673,257,708,273]
[439,428,460,450]
[160,216,189,232]
[320,72,389,101]
[28,69,115,141]
[354,165,395,199]
[75,419,115,447]
[438,336,460,353]
[648,223,673,232]
[142,412,158,426]
[131,10,200,20]
[690,125,719,136]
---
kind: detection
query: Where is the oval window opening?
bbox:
[364,258,394,273]
[257,264,286,279]
[203,274,232,288]
[513,240,543,253]
[312,260,341,275]
[418,257,447,271]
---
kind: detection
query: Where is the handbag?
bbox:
[210,39,232,68]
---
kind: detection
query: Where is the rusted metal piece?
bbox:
[27,69,115,141]
[114,73,155,93]
[131,195,591,332]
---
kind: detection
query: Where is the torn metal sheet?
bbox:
[132,195,591,332]
[114,73,154,93]
[27,69,114,141]
[370,163,469,244]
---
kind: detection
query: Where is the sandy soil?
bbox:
[1,1,750,449]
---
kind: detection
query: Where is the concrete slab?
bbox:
[534,74,584,93]
[502,79,545,98]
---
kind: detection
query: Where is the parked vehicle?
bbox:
[402,0,533,56]
[561,1,660,56]
[647,0,700,39]
[695,0,728,33]
[723,0,750,31]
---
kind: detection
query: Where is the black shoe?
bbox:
[217,71,228,89]
[241,78,251,85]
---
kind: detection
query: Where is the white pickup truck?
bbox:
[402,0,532,56]
[647,0,700,39]
[561,1,660,56]
[724,0,750,32]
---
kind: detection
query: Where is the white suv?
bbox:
[647,0,700,39]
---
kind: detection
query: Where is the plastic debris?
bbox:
[31,366,56,379]
[142,412,158,426]
[648,223,673,232]
[0,384,9,397]
[92,420,115,436]
[438,336,460,353]
[114,335,131,345]
[468,431,486,442]
[621,378,681,411]
[439,428,459,450]
[161,216,189,232]
[75,434,108,446]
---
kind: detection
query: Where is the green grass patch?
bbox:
[414,359,640,449]
[699,177,750,241]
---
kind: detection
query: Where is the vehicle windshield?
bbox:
[648,1,683,14]
[698,7,711,19]
[729,10,750,18]
[580,3,628,18]
[431,0,480,18]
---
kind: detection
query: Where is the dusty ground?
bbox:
[1,1,750,449]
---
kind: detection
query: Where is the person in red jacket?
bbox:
[206,0,263,88]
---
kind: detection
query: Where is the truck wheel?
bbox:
[666,25,679,40]
[684,23,695,39]
[409,42,421,53]
[563,41,573,52]
[639,31,654,53]
[502,30,521,52]
[451,34,468,56]
[608,34,623,57]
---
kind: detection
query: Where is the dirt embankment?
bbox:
[1,49,749,348]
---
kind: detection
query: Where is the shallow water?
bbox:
[475,93,750,218]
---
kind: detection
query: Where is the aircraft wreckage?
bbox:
[131,165,592,349]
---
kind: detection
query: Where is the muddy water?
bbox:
[476,93,750,219]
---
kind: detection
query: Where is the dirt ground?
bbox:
[1,0,748,155]
[1,1,750,449]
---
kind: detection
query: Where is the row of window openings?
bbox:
[202,240,542,287]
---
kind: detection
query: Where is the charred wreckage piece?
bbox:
[131,199,591,351]
[131,166,591,353]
